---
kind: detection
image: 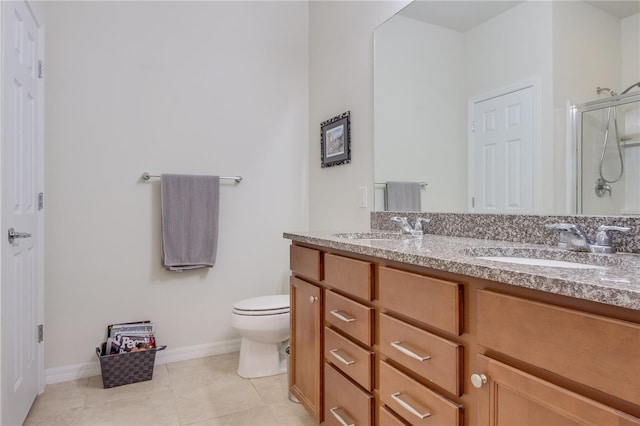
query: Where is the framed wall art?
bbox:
[320,111,351,168]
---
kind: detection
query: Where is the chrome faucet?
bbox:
[391,216,431,236]
[545,223,630,253]
[545,223,591,251]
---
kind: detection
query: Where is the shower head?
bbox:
[597,87,617,96]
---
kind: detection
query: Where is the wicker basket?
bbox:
[96,343,166,388]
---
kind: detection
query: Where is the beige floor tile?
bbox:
[167,352,239,379]
[185,405,279,426]
[79,388,180,426]
[268,402,317,426]
[24,379,90,425]
[175,376,265,425]
[23,352,316,426]
[38,378,90,402]
[24,399,85,426]
[167,354,246,396]
[250,373,290,405]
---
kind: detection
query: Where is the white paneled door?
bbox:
[470,85,535,213]
[1,1,44,425]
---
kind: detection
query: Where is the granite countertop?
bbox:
[283,230,640,311]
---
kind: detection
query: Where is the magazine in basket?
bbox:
[105,321,156,355]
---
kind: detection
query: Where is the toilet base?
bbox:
[237,337,287,378]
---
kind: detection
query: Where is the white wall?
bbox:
[44,1,308,371]
[308,0,410,231]
[374,15,466,213]
[553,1,621,106]
[621,13,639,91]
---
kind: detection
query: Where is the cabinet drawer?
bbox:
[325,327,374,391]
[324,363,373,426]
[380,313,463,396]
[290,245,322,281]
[325,253,374,300]
[379,405,409,426]
[380,361,462,426]
[379,267,462,336]
[325,290,374,346]
[477,290,640,404]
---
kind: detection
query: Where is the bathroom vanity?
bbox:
[285,229,640,425]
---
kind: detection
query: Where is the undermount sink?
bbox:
[477,256,607,270]
[463,247,620,270]
[332,232,412,240]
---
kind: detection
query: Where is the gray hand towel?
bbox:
[385,181,421,211]
[161,174,220,271]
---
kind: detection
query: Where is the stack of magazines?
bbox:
[106,321,156,355]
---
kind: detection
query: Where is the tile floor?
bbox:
[24,352,316,426]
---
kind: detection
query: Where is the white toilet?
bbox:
[231,294,290,378]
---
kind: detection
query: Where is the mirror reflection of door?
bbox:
[469,85,535,213]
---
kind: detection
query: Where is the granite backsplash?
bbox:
[371,212,640,254]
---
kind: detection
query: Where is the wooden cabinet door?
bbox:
[290,277,323,422]
[475,354,640,426]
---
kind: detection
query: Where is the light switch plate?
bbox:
[358,187,368,208]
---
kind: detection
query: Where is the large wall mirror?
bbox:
[374,0,640,215]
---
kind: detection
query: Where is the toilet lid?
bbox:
[233,295,290,314]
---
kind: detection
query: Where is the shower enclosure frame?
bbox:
[571,92,640,214]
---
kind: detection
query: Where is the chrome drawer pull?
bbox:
[390,341,431,361]
[330,309,356,323]
[390,392,431,419]
[329,407,355,426]
[329,349,355,366]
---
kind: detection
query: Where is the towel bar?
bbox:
[141,172,243,183]
[375,182,427,188]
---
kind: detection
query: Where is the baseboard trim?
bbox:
[45,338,241,385]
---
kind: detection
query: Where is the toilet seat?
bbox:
[232,295,290,316]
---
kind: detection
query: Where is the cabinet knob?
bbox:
[309,296,318,303]
[471,373,487,388]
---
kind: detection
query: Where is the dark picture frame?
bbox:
[320,111,351,168]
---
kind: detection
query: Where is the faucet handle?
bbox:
[594,225,631,247]
[597,225,630,233]
[545,223,580,233]
[391,216,407,223]
[414,218,431,232]
[391,216,409,228]
[391,216,411,234]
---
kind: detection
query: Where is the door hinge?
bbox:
[38,324,44,343]
[38,192,44,210]
[38,60,44,79]
[472,197,475,208]
[471,121,476,133]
